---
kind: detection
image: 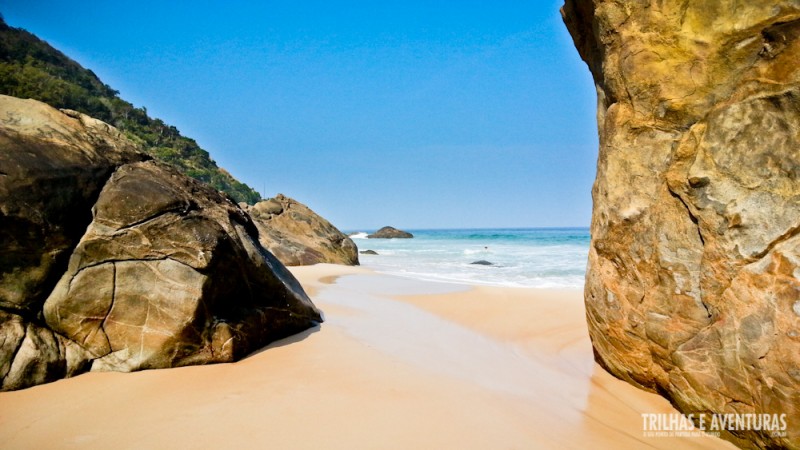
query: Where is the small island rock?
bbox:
[367,226,413,239]
[360,250,379,255]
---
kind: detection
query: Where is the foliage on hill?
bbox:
[0,16,261,204]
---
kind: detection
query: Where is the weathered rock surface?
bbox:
[368,226,413,239]
[0,96,322,390]
[245,194,358,266]
[0,96,145,318]
[563,2,800,448]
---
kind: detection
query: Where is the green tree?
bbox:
[0,17,261,204]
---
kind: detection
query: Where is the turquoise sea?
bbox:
[348,228,590,289]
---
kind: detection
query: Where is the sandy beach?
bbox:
[0,264,735,449]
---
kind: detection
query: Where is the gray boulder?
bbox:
[0,97,145,318]
[246,194,359,266]
[0,95,322,390]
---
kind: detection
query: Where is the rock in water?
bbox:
[470,260,493,266]
[0,95,322,390]
[367,226,413,239]
[246,195,359,266]
[360,250,379,255]
[562,2,800,448]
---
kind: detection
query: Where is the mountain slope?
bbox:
[0,16,260,204]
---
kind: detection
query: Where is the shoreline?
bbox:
[0,264,734,449]
[350,227,590,290]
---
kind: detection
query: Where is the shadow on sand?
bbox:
[244,324,322,359]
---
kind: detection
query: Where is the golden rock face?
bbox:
[563,2,800,448]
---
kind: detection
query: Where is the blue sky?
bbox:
[2,0,597,230]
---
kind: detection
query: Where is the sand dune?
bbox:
[0,264,734,449]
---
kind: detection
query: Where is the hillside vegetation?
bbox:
[0,17,261,204]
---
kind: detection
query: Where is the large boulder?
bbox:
[0,96,145,317]
[246,194,359,266]
[367,226,413,239]
[563,2,800,448]
[0,96,322,390]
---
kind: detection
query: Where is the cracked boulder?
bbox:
[0,96,322,390]
[42,160,322,374]
[0,95,145,318]
[245,194,359,266]
[563,1,800,448]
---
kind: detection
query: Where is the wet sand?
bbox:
[0,264,734,449]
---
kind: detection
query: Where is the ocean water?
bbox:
[348,228,590,289]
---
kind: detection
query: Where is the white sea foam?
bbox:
[462,248,492,255]
[353,228,590,289]
[349,232,369,239]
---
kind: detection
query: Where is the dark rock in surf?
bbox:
[470,260,494,266]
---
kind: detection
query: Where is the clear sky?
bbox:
[2,0,597,230]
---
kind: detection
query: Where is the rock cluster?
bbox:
[245,195,358,266]
[562,2,800,448]
[0,95,322,390]
[367,226,413,239]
